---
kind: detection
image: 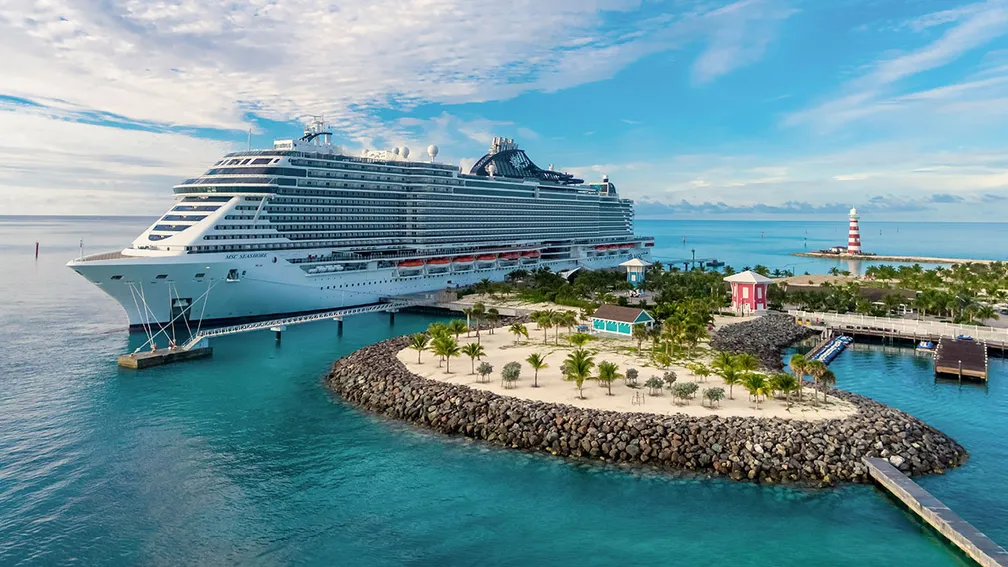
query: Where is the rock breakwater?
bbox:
[711,313,819,370]
[326,337,967,486]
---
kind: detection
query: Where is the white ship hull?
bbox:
[69,248,651,329]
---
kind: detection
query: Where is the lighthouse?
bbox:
[847,207,862,254]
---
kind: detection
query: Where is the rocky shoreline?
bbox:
[325,336,968,486]
[711,313,819,370]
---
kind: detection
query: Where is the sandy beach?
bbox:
[398,321,856,421]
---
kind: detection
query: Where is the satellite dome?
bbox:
[401,146,410,159]
[393,147,400,155]
[427,144,439,159]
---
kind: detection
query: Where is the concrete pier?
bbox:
[864,457,1008,567]
[118,346,212,369]
[935,338,988,381]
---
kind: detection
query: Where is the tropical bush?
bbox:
[476,361,493,384]
[703,387,725,407]
[624,367,639,386]
[645,376,664,395]
[501,361,521,388]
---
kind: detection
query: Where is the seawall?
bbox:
[325,336,968,486]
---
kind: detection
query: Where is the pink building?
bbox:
[724,271,773,315]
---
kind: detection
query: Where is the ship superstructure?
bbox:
[68,119,654,329]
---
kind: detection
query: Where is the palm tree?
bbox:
[432,335,460,374]
[683,322,708,355]
[789,353,809,402]
[719,364,742,400]
[532,310,554,344]
[408,333,429,364]
[557,310,577,344]
[735,353,760,373]
[461,307,474,337]
[568,332,593,348]
[597,361,619,395]
[743,373,769,409]
[462,342,486,374]
[486,307,500,334]
[526,353,548,387]
[691,363,711,382]
[632,324,648,354]
[450,319,471,340]
[711,351,735,375]
[818,369,837,403]
[427,321,448,339]
[472,302,486,343]
[770,372,799,407]
[509,323,529,344]
[564,349,595,399]
[805,359,827,406]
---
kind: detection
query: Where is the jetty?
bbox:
[934,338,988,381]
[795,251,995,265]
[806,334,852,365]
[864,457,1008,567]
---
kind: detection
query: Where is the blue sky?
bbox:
[1,0,1007,219]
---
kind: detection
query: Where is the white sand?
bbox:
[398,322,856,421]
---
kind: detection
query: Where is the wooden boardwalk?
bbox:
[864,458,1008,567]
[935,338,989,381]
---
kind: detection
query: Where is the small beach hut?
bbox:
[619,257,651,287]
[724,271,773,315]
[591,304,655,337]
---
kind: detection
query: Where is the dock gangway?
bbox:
[181,299,430,350]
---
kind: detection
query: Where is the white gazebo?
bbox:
[724,270,773,315]
[619,258,651,287]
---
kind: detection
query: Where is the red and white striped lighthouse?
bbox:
[847,207,862,254]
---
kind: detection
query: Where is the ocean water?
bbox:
[1,216,1006,566]
[639,219,1008,274]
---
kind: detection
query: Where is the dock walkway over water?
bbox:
[935,338,989,381]
[790,310,1008,350]
[864,457,1008,567]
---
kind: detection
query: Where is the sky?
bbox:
[1,0,1007,220]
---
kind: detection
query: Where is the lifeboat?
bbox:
[453,255,476,264]
[521,250,540,258]
[501,252,521,261]
[619,243,633,249]
[398,259,424,268]
[476,254,497,261]
[427,257,450,265]
[594,245,607,251]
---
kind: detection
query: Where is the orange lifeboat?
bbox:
[476,254,497,261]
[522,250,541,259]
[501,252,521,261]
[427,257,450,265]
[620,243,633,249]
[594,245,607,251]
[398,259,424,268]
[453,255,476,264]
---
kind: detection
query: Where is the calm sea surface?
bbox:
[1,216,1006,566]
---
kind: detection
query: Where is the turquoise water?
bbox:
[1,216,1006,565]
[639,219,1008,274]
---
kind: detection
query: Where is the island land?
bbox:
[795,251,995,265]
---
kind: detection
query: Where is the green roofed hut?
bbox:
[591,304,656,337]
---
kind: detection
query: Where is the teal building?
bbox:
[591,304,656,337]
[620,257,651,287]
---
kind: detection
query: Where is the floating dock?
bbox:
[934,338,988,381]
[864,457,1008,567]
[807,335,852,365]
[118,346,212,369]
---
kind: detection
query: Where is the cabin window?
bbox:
[195,273,205,278]
[110,275,123,280]
[155,274,168,279]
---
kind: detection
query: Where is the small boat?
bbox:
[594,245,607,251]
[500,252,521,261]
[619,243,633,249]
[427,257,450,265]
[957,334,974,341]
[916,340,936,352]
[521,250,541,259]
[476,254,497,262]
[398,259,424,268]
[452,255,476,264]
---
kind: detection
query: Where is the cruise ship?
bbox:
[68,119,654,330]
